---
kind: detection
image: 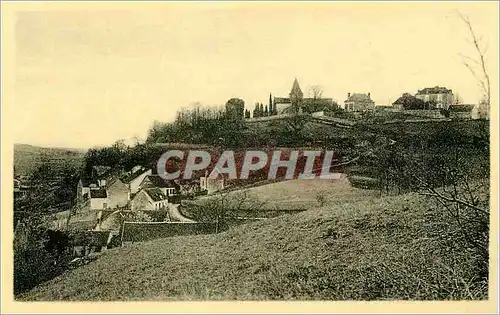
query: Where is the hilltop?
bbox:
[20,190,486,300]
[14,143,86,177]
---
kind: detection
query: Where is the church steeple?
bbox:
[290,78,303,100]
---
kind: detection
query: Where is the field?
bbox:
[14,143,85,177]
[19,188,487,300]
[184,175,378,212]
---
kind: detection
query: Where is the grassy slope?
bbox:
[14,143,85,176]
[186,176,378,211]
[21,192,486,301]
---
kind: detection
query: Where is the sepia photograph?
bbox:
[1,1,498,313]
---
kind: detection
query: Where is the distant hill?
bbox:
[14,143,86,177]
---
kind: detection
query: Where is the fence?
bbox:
[121,221,218,243]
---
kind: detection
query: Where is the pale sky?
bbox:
[12,2,498,148]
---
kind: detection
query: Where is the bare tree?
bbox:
[418,170,489,273]
[194,189,267,232]
[458,11,491,107]
[309,85,324,99]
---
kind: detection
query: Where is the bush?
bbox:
[14,225,70,296]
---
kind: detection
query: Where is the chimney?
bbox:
[348,92,351,98]
[368,92,371,98]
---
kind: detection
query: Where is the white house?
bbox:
[200,167,226,194]
[130,188,168,211]
[138,175,180,197]
[90,189,108,210]
[123,168,152,194]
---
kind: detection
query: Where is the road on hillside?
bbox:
[168,204,195,222]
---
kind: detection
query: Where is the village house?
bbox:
[449,104,474,119]
[122,168,152,195]
[77,179,91,200]
[343,92,375,111]
[90,188,108,210]
[415,86,454,109]
[14,178,29,199]
[392,93,428,110]
[130,188,168,211]
[138,175,180,197]
[105,177,130,209]
[200,168,226,194]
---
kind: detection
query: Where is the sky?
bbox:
[12,2,499,149]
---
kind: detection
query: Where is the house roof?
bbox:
[90,189,107,199]
[67,220,98,232]
[273,97,291,104]
[144,188,167,202]
[393,93,424,106]
[121,168,150,184]
[346,93,374,103]
[416,86,452,95]
[106,176,126,188]
[80,178,96,187]
[207,166,230,180]
[144,175,179,189]
[449,104,474,112]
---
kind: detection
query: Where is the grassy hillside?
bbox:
[14,144,86,177]
[183,176,378,214]
[20,192,487,301]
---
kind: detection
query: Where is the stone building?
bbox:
[343,92,375,111]
[200,168,225,194]
[130,188,168,211]
[272,79,335,115]
[139,175,179,197]
[415,86,454,109]
[105,178,129,209]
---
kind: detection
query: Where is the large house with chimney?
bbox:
[415,86,454,109]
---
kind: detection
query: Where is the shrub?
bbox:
[14,224,70,296]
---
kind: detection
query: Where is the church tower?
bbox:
[289,78,303,113]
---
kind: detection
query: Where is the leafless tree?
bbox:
[309,85,324,99]
[195,189,267,232]
[458,11,491,106]
[418,171,489,271]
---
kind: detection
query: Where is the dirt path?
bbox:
[168,204,195,222]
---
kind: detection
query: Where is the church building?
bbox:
[271,79,335,115]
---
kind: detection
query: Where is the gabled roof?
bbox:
[80,178,96,187]
[273,97,291,104]
[207,166,229,180]
[392,93,424,106]
[90,189,107,199]
[106,176,126,188]
[143,175,179,189]
[121,168,151,184]
[346,93,373,103]
[416,86,452,95]
[449,104,474,112]
[144,188,167,202]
